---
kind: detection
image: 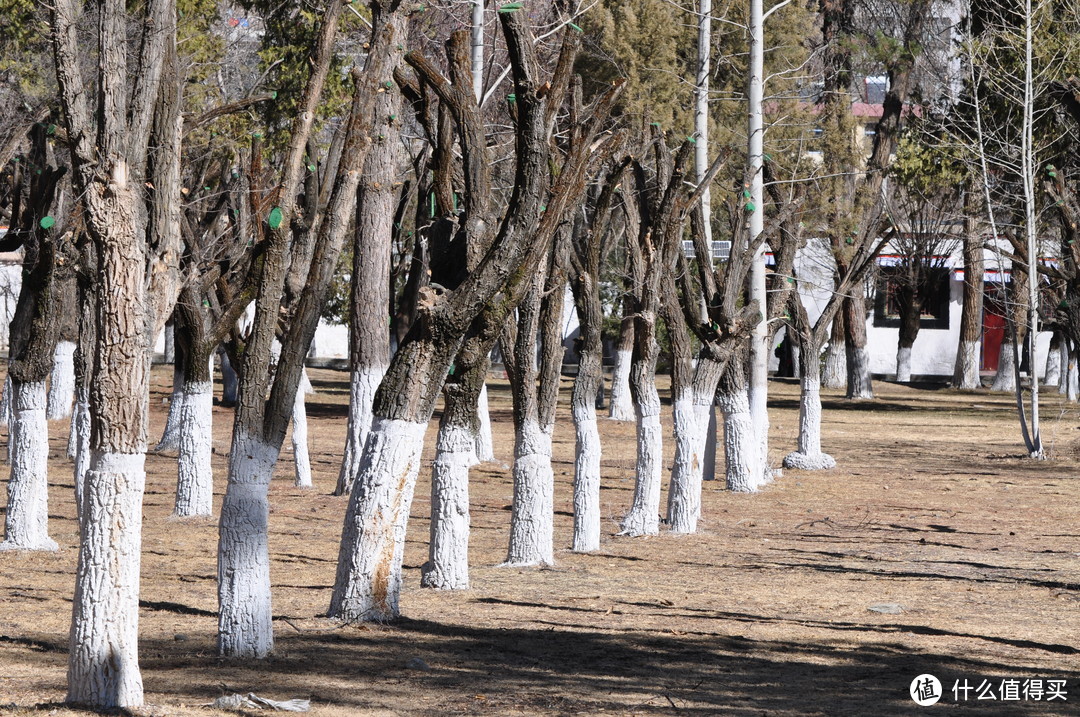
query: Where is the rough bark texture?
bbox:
[717,357,760,492]
[1,380,57,550]
[336,20,404,495]
[953,209,985,389]
[421,422,473,589]
[174,380,213,517]
[844,291,874,398]
[821,317,847,389]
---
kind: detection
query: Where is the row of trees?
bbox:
[0,0,1078,708]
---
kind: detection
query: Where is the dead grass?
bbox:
[1,367,1078,715]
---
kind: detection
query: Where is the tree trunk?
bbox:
[156,357,185,452]
[474,382,495,462]
[335,39,402,496]
[570,323,603,551]
[783,342,837,470]
[291,369,313,488]
[953,205,984,389]
[47,340,77,420]
[620,322,662,536]
[716,355,761,492]
[1,380,57,550]
[219,347,238,406]
[608,303,635,421]
[844,291,874,398]
[420,377,476,590]
[175,351,214,517]
[821,315,847,389]
[1045,332,1062,387]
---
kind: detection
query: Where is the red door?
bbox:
[981,285,1007,372]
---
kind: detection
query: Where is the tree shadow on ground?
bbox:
[40,617,1061,715]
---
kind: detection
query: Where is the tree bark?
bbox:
[608,301,635,421]
[844,290,874,398]
[953,202,984,389]
[783,341,837,470]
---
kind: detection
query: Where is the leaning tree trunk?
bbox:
[821,309,847,389]
[608,300,635,421]
[844,289,874,399]
[783,339,837,470]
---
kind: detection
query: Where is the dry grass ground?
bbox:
[0,365,1079,715]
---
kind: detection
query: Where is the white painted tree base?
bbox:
[608,350,634,421]
[421,423,472,590]
[175,382,213,517]
[335,367,384,496]
[46,341,76,420]
[620,412,662,537]
[155,391,185,452]
[953,340,981,389]
[218,434,278,657]
[504,421,555,566]
[667,394,704,533]
[847,347,874,399]
[1045,345,1062,387]
[783,374,836,471]
[821,344,846,389]
[330,418,428,623]
[67,452,146,708]
[2,380,57,551]
[991,343,1016,392]
[572,413,602,552]
[475,382,495,462]
[896,346,912,383]
[292,370,313,489]
[718,388,759,493]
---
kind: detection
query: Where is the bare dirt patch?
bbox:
[1,368,1078,715]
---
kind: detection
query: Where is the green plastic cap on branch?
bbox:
[569,22,583,32]
[39,216,55,230]
[506,94,517,103]
[744,201,755,212]
[498,2,524,12]
[268,207,284,230]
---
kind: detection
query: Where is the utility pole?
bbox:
[747,0,770,483]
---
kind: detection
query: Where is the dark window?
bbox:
[872,265,951,329]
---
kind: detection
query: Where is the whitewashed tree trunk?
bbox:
[505,420,555,565]
[783,370,837,470]
[1,380,57,550]
[846,345,874,399]
[896,346,913,383]
[608,348,634,421]
[72,388,90,517]
[174,380,213,517]
[1044,341,1061,386]
[666,392,705,533]
[67,453,146,706]
[571,396,602,551]
[717,385,760,492]
[821,343,846,388]
[217,433,278,657]
[1,376,11,464]
[421,422,472,589]
[620,409,662,537]
[336,366,385,495]
[156,362,185,451]
[292,369,313,488]
[46,340,77,420]
[474,382,494,462]
[991,341,1016,392]
[330,417,428,622]
[954,339,981,389]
